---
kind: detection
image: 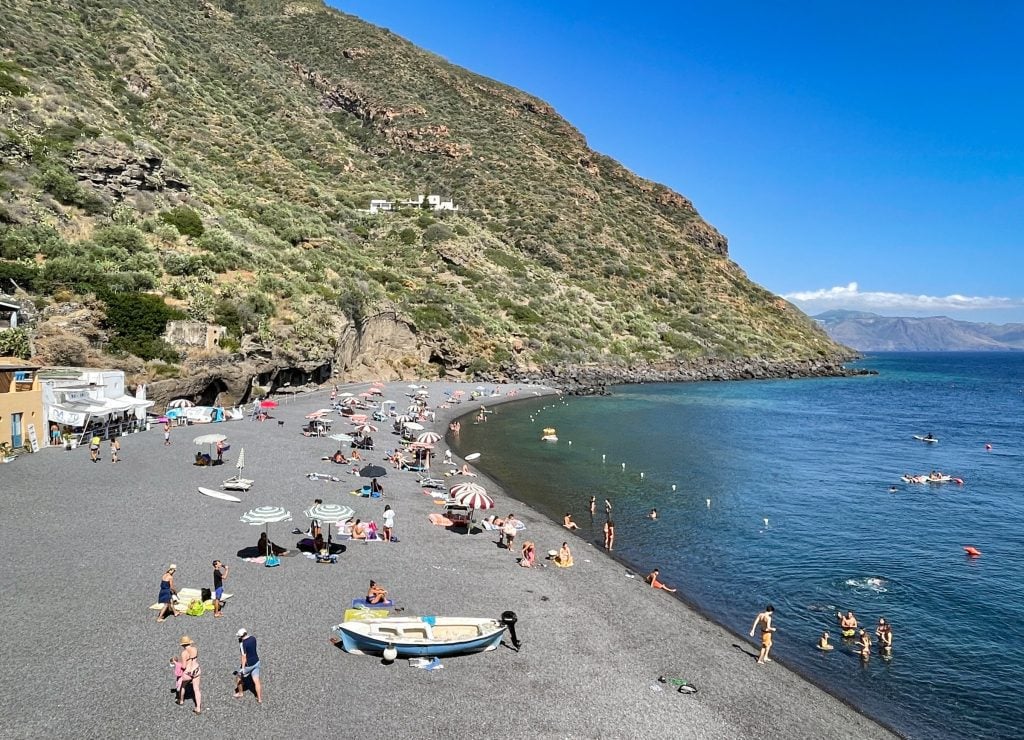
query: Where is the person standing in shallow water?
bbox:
[589,496,596,516]
[603,519,615,551]
[749,604,776,664]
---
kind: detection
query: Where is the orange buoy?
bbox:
[963,546,982,557]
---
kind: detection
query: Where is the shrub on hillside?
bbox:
[93,225,148,254]
[422,223,454,245]
[100,291,185,361]
[0,327,31,359]
[399,228,417,245]
[159,206,205,238]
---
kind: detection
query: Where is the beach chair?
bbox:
[418,475,446,489]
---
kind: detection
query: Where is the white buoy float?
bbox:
[671,484,677,491]
[706,499,711,508]
[640,472,645,479]
[763,518,769,528]
[602,454,606,462]
[621,463,626,470]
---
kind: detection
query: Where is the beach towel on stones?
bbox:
[352,598,394,608]
[149,587,232,610]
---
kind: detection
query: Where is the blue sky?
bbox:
[331,1,1024,323]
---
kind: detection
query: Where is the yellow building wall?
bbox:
[0,371,45,449]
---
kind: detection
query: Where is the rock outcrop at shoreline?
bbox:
[481,355,875,395]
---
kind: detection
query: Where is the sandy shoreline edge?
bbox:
[0,379,899,739]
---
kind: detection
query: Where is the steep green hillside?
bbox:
[0,0,843,383]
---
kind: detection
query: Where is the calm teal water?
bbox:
[455,354,1024,739]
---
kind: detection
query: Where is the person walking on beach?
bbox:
[174,635,202,713]
[215,438,225,464]
[645,569,676,592]
[163,421,171,445]
[502,514,518,552]
[603,519,615,551]
[234,628,263,703]
[89,434,101,463]
[749,605,776,664]
[110,436,120,463]
[212,560,228,618]
[382,504,395,542]
[156,564,178,622]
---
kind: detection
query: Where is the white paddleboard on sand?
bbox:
[198,486,241,502]
[464,452,481,461]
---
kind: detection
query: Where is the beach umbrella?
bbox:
[359,464,387,478]
[260,399,279,409]
[407,384,419,390]
[240,506,293,557]
[305,411,326,419]
[393,414,413,424]
[194,433,227,445]
[339,392,354,398]
[368,387,383,396]
[406,405,422,415]
[416,431,442,445]
[403,421,425,431]
[236,447,246,471]
[304,502,355,550]
[449,483,494,531]
[167,398,194,409]
[355,423,377,434]
[329,433,355,443]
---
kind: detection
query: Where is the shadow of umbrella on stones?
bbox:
[241,506,293,559]
[359,464,387,478]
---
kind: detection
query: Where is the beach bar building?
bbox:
[0,357,44,452]
[41,367,153,445]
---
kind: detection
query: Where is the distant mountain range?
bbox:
[814,310,1024,351]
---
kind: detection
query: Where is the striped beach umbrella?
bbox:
[393,414,413,424]
[449,482,493,509]
[354,423,377,434]
[304,502,355,548]
[167,398,194,409]
[416,431,442,445]
[240,506,293,558]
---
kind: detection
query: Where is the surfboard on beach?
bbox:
[198,486,241,502]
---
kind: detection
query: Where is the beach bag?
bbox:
[186,599,205,616]
[265,554,281,567]
[201,588,212,602]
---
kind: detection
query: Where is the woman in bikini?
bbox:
[519,540,536,568]
[174,635,202,713]
[367,580,389,605]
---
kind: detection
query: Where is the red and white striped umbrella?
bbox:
[449,482,494,510]
[393,414,413,424]
[354,423,378,434]
[416,431,443,445]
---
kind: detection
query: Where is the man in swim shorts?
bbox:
[749,605,776,664]
[212,560,228,618]
[645,569,676,592]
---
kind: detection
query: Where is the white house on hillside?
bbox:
[368,194,459,214]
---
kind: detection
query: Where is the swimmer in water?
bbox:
[648,509,658,520]
[837,610,858,638]
[876,617,893,654]
[857,629,871,660]
[817,631,834,651]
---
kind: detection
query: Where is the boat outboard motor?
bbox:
[500,610,521,651]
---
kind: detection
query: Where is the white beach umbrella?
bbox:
[416,431,442,445]
[406,405,422,414]
[241,506,293,557]
[329,433,355,443]
[339,392,354,398]
[403,422,424,431]
[193,433,227,445]
[393,414,413,424]
[167,398,194,409]
[236,447,246,471]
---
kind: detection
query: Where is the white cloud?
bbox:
[782,282,1024,312]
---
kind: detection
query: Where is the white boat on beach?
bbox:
[332,616,506,657]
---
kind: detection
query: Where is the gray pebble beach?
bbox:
[0,380,897,739]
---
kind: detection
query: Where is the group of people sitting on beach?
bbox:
[817,610,893,659]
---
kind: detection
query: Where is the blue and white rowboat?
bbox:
[332,616,506,657]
